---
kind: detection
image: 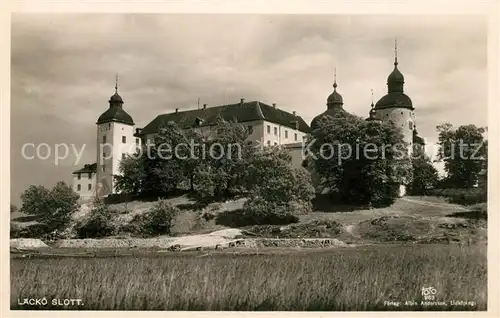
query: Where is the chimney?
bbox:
[293,111,296,116]
[272,103,277,108]
[203,104,207,110]
[240,98,245,104]
[175,108,179,113]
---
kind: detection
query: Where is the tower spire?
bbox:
[371,88,374,107]
[115,73,119,93]
[394,38,398,66]
[333,67,338,90]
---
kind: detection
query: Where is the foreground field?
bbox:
[11,244,486,311]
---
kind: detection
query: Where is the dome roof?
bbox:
[327,81,343,107]
[375,92,413,110]
[109,92,123,103]
[96,91,134,125]
[97,106,134,125]
[310,107,349,131]
[387,65,404,86]
[327,90,343,106]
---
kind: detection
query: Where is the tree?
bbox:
[242,147,315,224]
[74,198,115,238]
[193,118,253,199]
[308,112,412,206]
[20,181,80,231]
[152,121,192,193]
[436,123,487,188]
[114,154,147,196]
[114,121,191,197]
[408,155,439,195]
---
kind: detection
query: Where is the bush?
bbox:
[446,188,487,205]
[19,181,80,231]
[128,200,179,236]
[74,200,116,238]
[10,223,22,239]
[429,188,487,205]
[241,197,300,225]
[10,223,52,239]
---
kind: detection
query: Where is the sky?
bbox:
[10,14,488,205]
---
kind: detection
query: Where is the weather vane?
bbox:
[115,74,119,93]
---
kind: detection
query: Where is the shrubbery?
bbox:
[74,199,116,238]
[127,200,179,236]
[241,148,315,225]
[19,181,80,233]
[428,188,487,205]
[241,198,300,225]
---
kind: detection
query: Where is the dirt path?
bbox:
[344,225,361,239]
[400,197,471,212]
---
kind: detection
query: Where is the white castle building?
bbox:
[72,44,425,200]
[72,83,311,200]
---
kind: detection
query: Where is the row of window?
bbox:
[265,125,298,141]
[76,184,92,191]
[76,173,93,180]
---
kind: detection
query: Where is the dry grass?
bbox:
[11,244,486,311]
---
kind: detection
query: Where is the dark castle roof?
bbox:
[375,58,414,110]
[138,101,310,136]
[311,107,350,131]
[311,80,351,130]
[96,92,135,125]
[72,163,97,174]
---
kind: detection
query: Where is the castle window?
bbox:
[274,127,278,136]
[285,130,288,138]
[108,123,111,128]
[122,136,126,143]
[88,184,92,191]
[102,165,106,172]
[102,135,106,143]
[295,133,298,141]
[122,154,126,160]
[267,125,271,134]
[247,125,253,134]
[136,138,140,145]
[401,112,404,115]
[409,122,414,130]
[77,173,81,180]
[88,173,92,179]
[77,184,81,191]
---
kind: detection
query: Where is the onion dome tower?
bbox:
[374,40,414,111]
[311,68,351,131]
[95,75,136,197]
[96,77,134,126]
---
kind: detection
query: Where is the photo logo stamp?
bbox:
[421,286,437,301]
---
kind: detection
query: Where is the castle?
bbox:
[72,43,424,200]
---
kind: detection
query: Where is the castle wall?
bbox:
[72,172,96,200]
[96,122,136,197]
[374,107,415,156]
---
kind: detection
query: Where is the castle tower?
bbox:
[372,40,417,197]
[372,39,416,156]
[95,76,136,197]
[310,68,350,131]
